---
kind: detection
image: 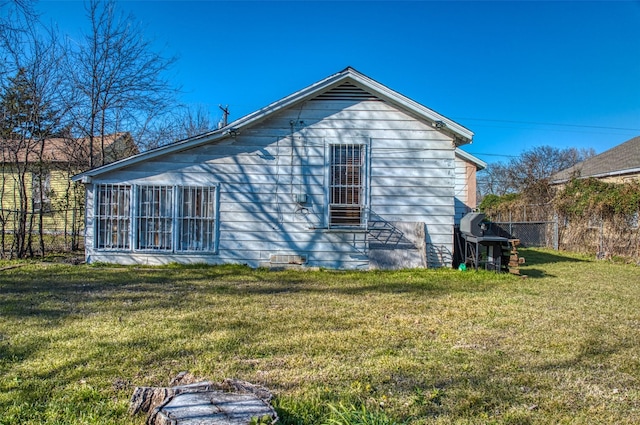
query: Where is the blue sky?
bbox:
[36,0,640,164]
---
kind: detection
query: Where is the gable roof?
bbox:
[73,67,474,182]
[551,136,640,183]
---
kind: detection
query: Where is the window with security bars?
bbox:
[329,144,364,227]
[96,184,131,249]
[95,184,218,252]
[178,186,217,251]
[136,186,174,250]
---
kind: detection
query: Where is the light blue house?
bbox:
[73,68,485,269]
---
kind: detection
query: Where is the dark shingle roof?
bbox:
[551,136,640,182]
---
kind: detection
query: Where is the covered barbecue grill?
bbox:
[459,212,510,271]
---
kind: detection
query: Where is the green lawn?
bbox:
[1,249,639,424]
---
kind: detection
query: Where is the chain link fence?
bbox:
[490,220,559,249]
[0,207,84,258]
[485,204,639,261]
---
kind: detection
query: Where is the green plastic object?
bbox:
[458,263,467,271]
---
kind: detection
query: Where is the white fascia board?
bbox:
[455,148,487,170]
[69,78,326,183]
[550,167,640,184]
[346,72,474,143]
[221,69,368,130]
[72,68,474,181]
[236,68,474,143]
[589,167,640,179]
[71,130,228,182]
[601,168,637,180]
[69,77,340,183]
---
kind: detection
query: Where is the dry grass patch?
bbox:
[1,250,639,424]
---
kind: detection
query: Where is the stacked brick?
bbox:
[502,239,525,275]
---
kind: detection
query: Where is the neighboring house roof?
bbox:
[551,136,640,183]
[1,132,137,165]
[73,67,475,182]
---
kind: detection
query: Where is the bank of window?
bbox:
[329,144,366,228]
[95,184,217,252]
[96,184,131,249]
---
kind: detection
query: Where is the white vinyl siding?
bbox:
[96,184,131,249]
[85,92,459,269]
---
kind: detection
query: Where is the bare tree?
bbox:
[0,32,65,257]
[1,1,37,76]
[477,162,512,198]
[64,0,178,167]
[143,104,215,150]
[178,105,214,139]
[478,145,595,203]
[0,0,33,257]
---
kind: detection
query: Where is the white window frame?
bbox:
[135,185,174,251]
[325,140,369,229]
[95,184,132,250]
[94,183,219,253]
[177,186,219,252]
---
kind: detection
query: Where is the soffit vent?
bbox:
[270,254,308,265]
[313,82,381,101]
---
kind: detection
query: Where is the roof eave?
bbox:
[550,167,640,185]
[345,70,474,144]
[455,148,486,170]
[71,129,229,182]
[197,67,474,144]
[72,72,352,182]
[73,67,474,181]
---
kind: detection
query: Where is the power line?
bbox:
[453,117,640,132]
[466,152,519,158]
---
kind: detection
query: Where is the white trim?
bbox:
[345,72,474,142]
[94,184,132,250]
[551,167,640,184]
[326,140,369,230]
[72,67,474,182]
[455,148,486,170]
[94,183,220,254]
[172,184,180,252]
[177,185,219,253]
[135,185,174,251]
[130,183,138,251]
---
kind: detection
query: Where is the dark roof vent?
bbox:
[313,82,380,101]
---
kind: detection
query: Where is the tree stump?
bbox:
[149,391,275,425]
[129,374,278,425]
